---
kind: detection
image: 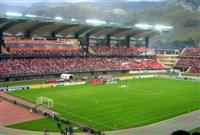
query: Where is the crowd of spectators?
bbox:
[182,48,200,57]
[176,58,200,67]
[188,66,200,74]
[5,48,83,57]
[1,47,156,57]
[176,48,200,74]
[1,46,156,57]
[0,58,164,76]
[92,46,155,56]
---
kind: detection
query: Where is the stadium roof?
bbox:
[0,17,155,39]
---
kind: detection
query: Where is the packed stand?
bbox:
[5,48,82,57]
[0,67,8,76]
[176,48,200,74]
[188,66,200,74]
[181,48,200,57]
[0,58,164,77]
[176,58,200,67]
[92,46,155,56]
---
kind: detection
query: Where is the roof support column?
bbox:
[0,33,3,54]
[136,40,139,48]
[107,34,111,47]
[81,33,90,55]
[145,36,149,48]
[126,35,130,47]
[75,26,91,39]
[106,29,126,47]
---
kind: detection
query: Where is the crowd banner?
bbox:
[129,69,168,74]
[133,75,155,79]
[30,84,53,89]
[54,81,86,86]
[0,86,29,92]
[6,39,80,45]
[177,76,200,82]
[6,40,66,45]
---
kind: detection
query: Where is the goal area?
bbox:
[36,96,53,108]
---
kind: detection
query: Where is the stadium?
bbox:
[0,1,200,135]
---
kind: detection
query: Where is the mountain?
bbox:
[170,0,200,11]
[143,5,200,49]
[25,2,165,23]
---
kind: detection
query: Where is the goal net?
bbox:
[36,96,53,108]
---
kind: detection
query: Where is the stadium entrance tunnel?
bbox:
[69,75,73,80]
[60,74,74,80]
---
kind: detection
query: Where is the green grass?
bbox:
[8,78,200,131]
[7,118,82,132]
[7,118,62,132]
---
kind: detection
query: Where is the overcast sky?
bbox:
[2,0,166,3]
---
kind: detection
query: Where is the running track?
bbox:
[106,109,200,135]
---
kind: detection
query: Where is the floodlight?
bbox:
[55,34,63,38]
[38,16,52,20]
[134,24,153,30]
[110,22,114,24]
[3,32,12,36]
[154,25,173,31]
[25,14,37,18]
[86,19,106,25]
[55,16,63,20]
[6,12,22,17]
[71,18,76,21]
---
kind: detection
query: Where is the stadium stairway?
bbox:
[1,45,9,54]
[157,59,165,68]
[88,47,96,54]
[181,48,186,56]
[186,66,192,73]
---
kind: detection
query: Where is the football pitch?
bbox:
[8,78,200,131]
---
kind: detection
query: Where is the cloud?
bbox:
[112,8,126,15]
[2,0,96,2]
[2,0,166,2]
[125,0,165,1]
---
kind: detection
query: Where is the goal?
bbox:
[36,96,53,108]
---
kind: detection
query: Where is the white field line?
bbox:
[113,106,199,129]
[53,92,199,130]
[10,88,199,128]
[107,110,200,134]
[7,83,200,131]
[9,93,115,129]
[55,92,121,111]
[55,106,114,130]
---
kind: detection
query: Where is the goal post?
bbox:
[36,96,53,108]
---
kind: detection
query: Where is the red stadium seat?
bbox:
[0,58,164,76]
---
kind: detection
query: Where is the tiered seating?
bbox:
[117,59,164,70]
[7,48,82,57]
[182,48,200,57]
[0,72,8,76]
[176,58,200,67]
[92,46,155,56]
[0,65,8,76]
[176,48,200,74]
[0,58,164,77]
[0,41,164,77]
[188,67,200,74]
